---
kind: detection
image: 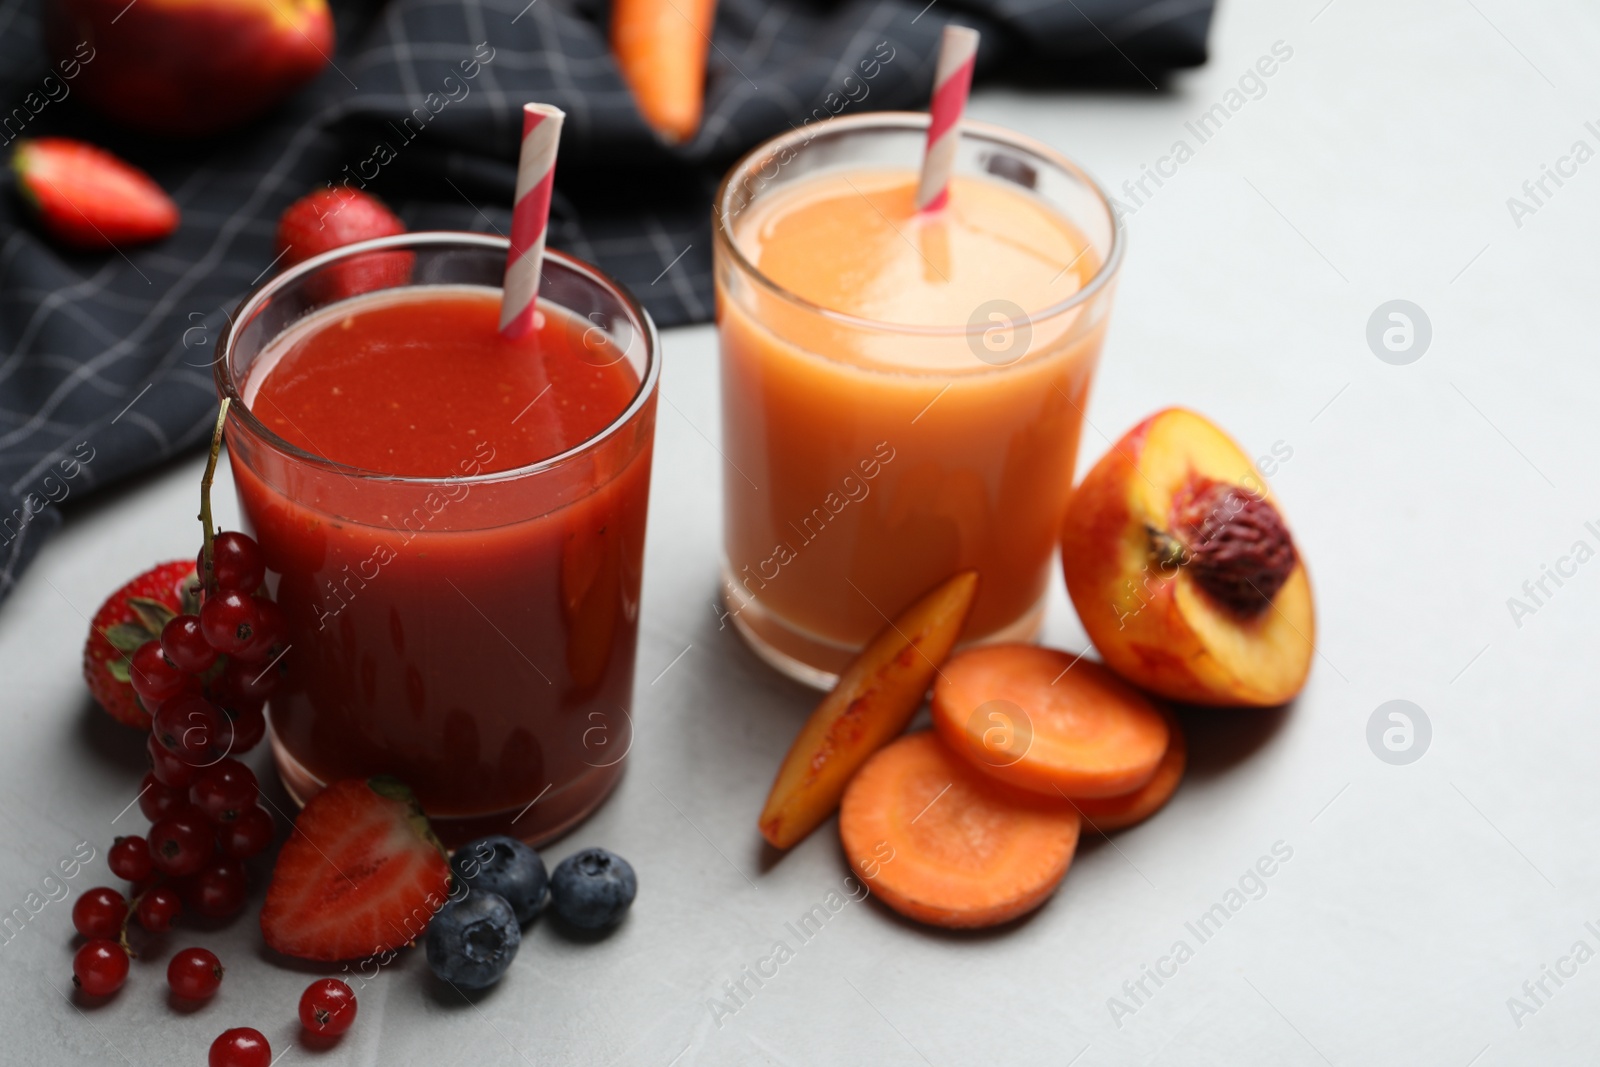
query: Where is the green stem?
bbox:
[199,398,231,597]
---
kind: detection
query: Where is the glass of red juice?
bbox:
[215,233,659,848]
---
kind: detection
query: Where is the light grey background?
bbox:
[4,0,1598,1062]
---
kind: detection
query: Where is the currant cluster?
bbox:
[75,415,291,1011]
[71,520,356,1055]
[72,535,282,1001]
[70,401,362,1058]
[70,756,272,997]
[135,529,284,761]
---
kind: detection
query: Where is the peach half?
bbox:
[47,0,333,137]
[1060,408,1314,707]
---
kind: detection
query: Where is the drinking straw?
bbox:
[500,103,566,338]
[915,25,980,212]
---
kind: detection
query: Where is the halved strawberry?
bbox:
[275,187,410,301]
[261,777,451,962]
[13,138,180,250]
[83,560,199,728]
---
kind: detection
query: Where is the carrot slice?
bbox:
[931,644,1169,799]
[759,571,979,849]
[840,731,1080,929]
[1068,710,1185,832]
[611,0,715,144]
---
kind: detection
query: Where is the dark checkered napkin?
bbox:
[0,0,1211,603]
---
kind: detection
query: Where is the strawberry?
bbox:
[83,560,200,727]
[12,138,179,250]
[274,187,410,301]
[261,777,451,962]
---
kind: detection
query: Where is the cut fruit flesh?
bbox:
[1061,407,1315,706]
[759,571,979,850]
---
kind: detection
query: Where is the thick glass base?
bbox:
[269,723,624,851]
[721,562,1045,690]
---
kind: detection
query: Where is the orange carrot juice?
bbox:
[713,116,1122,686]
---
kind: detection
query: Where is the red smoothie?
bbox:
[232,285,653,846]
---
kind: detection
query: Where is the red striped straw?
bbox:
[915,25,980,212]
[500,102,566,338]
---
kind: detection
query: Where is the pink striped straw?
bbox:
[500,103,566,338]
[915,25,980,212]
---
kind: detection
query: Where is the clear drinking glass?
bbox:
[714,113,1124,688]
[216,233,659,846]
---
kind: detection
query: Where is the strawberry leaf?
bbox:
[103,622,153,653]
[127,596,177,635]
[368,776,446,856]
[107,659,132,683]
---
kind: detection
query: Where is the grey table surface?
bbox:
[5,0,1599,1063]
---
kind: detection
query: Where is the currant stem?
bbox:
[199,399,231,598]
[117,884,154,959]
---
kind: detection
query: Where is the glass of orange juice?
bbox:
[712,112,1124,688]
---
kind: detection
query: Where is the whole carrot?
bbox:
[611,0,715,144]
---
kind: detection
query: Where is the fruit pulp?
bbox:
[717,168,1109,685]
[234,285,651,846]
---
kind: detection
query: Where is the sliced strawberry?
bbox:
[12,138,179,250]
[261,777,451,962]
[83,560,199,728]
[275,187,410,301]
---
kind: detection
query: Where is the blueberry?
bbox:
[549,848,636,930]
[425,892,520,989]
[451,835,548,924]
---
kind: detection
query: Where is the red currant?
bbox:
[147,733,199,788]
[160,613,217,674]
[200,590,261,657]
[218,654,281,704]
[233,596,283,664]
[299,977,358,1036]
[206,531,266,594]
[218,806,274,860]
[209,1027,271,1067]
[138,772,186,821]
[183,859,247,920]
[148,807,214,877]
[150,672,205,711]
[135,885,182,932]
[108,836,153,883]
[152,693,222,761]
[72,939,129,996]
[129,640,187,707]
[167,946,224,1000]
[218,702,267,755]
[71,887,127,940]
[190,759,258,823]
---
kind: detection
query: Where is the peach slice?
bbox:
[758,571,979,850]
[1060,408,1314,706]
